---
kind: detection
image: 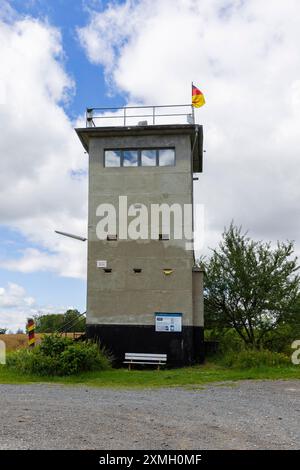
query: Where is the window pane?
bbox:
[105,150,121,167]
[123,150,138,166]
[159,148,175,166]
[141,149,156,166]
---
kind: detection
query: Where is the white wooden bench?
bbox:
[124,353,167,370]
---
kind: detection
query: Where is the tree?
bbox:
[61,309,86,333]
[0,328,7,335]
[203,223,300,348]
[34,314,64,333]
[34,310,86,333]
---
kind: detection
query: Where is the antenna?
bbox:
[55,230,87,242]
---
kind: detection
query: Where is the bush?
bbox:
[262,323,300,355]
[6,334,111,376]
[205,328,244,355]
[59,342,110,375]
[205,325,300,357]
[221,349,291,369]
[39,334,72,357]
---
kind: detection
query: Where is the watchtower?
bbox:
[76,105,204,366]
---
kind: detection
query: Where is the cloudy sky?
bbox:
[0,0,299,331]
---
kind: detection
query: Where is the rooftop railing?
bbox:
[86,104,195,128]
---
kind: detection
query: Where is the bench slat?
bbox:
[124,361,165,365]
[125,358,167,362]
[125,353,167,359]
[125,356,167,361]
[125,353,166,356]
[125,353,166,357]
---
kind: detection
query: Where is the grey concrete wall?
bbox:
[87,131,203,327]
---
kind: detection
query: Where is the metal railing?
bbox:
[86,104,195,128]
[55,311,86,338]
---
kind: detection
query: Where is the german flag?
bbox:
[192,84,205,108]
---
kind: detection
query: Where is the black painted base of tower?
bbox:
[87,324,204,367]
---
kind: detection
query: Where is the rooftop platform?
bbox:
[84,104,195,128]
[75,105,203,172]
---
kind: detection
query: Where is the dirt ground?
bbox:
[0,380,299,450]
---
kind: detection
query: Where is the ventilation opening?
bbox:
[133,268,142,273]
[159,234,169,240]
[163,268,173,275]
[107,234,118,241]
[103,268,112,273]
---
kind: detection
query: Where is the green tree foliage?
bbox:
[32,314,62,333]
[62,309,86,332]
[34,309,86,333]
[0,328,7,335]
[203,223,300,349]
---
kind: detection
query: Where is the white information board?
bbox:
[97,260,107,268]
[155,313,182,332]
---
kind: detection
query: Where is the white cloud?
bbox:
[78,0,300,253]
[0,282,68,331]
[0,1,15,22]
[0,7,88,278]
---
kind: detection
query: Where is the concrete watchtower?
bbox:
[76,105,204,366]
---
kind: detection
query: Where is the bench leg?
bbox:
[157,364,160,371]
[128,363,131,371]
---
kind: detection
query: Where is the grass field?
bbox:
[0,333,82,351]
[1,335,299,388]
[0,362,299,388]
[0,334,44,351]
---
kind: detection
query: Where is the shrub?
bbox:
[6,334,111,376]
[60,342,110,375]
[262,323,300,355]
[205,325,300,357]
[39,334,72,357]
[205,328,244,356]
[221,349,291,369]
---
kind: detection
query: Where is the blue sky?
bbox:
[1,0,299,330]
[0,0,128,329]
[9,0,125,117]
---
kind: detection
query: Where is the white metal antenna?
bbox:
[55,230,87,242]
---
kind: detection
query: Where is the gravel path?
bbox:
[0,380,299,450]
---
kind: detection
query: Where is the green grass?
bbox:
[0,362,299,388]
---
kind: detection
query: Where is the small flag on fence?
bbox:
[192,83,205,108]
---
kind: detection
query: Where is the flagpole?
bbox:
[191,81,195,124]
